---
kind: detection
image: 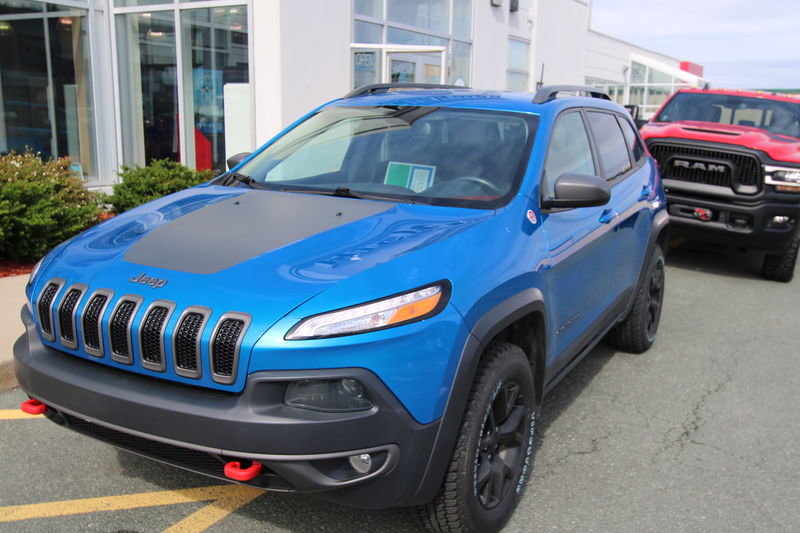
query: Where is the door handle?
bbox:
[639,184,653,200]
[599,209,618,224]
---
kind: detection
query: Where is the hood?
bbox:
[38,184,492,346]
[642,120,800,164]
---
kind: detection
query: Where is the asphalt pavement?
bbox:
[1,244,798,532]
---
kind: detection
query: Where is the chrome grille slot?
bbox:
[139,301,175,372]
[81,289,114,357]
[36,280,64,341]
[173,306,210,379]
[57,283,87,350]
[108,295,143,364]
[210,312,251,385]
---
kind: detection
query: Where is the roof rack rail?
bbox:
[532,85,611,104]
[344,83,467,99]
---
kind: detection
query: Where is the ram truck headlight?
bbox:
[286,282,449,340]
[765,165,800,191]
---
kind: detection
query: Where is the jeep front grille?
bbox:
[37,281,63,341]
[648,142,763,194]
[210,313,251,384]
[82,290,113,356]
[173,308,210,378]
[37,282,250,386]
[139,302,175,372]
[57,285,86,349]
[109,297,142,364]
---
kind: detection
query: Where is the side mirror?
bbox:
[624,104,639,120]
[226,151,251,170]
[543,173,611,209]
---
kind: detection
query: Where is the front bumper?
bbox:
[665,188,800,253]
[14,305,440,508]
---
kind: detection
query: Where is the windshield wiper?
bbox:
[227,172,257,188]
[278,186,410,203]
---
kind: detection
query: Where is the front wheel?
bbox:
[415,343,537,533]
[762,233,799,282]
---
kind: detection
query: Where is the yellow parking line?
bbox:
[163,486,263,533]
[0,484,264,526]
[0,409,42,420]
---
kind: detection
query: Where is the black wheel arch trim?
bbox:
[407,287,547,505]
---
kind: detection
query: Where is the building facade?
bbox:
[0,0,706,187]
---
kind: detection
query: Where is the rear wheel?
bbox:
[762,233,799,282]
[607,246,665,354]
[415,343,536,533]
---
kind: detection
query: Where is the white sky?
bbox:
[589,0,800,89]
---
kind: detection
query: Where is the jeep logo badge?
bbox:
[673,159,727,173]
[130,273,168,289]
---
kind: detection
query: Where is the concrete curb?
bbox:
[0,361,17,393]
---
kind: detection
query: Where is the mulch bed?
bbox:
[0,260,34,278]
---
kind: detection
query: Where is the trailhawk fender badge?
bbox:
[130,273,168,289]
[526,209,538,225]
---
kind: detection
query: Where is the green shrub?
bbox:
[109,159,213,214]
[0,151,100,262]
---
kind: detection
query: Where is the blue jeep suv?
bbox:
[15,84,668,532]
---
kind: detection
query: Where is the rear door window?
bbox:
[586,111,632,180]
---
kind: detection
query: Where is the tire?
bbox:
[607,246,666,354]
[415,343,537,533]
[762,233,799,282]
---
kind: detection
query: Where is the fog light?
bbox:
[348,453,372,474]
[772,216,790,225]
[284,379,373,412]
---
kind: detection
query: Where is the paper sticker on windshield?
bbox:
[385,162,436,193]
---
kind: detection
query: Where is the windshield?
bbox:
[654,92,800,139]
[236,106,537,208]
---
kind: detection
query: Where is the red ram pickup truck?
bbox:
[639,88,800,281]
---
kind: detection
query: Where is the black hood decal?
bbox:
[124,191,395,274]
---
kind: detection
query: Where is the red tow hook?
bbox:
[20,399,47,415]
[224,460,262,482]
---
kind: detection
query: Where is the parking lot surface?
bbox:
[1,243,798,532]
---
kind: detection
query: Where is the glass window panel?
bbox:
[387,0,448,34]
[629,85,644,106]
[647,68,671,84]
[0,8,96,180]
[115,0,170,6]
[180,6,249,173]
[116,11,179,167]
[507,71,527,92]
[544,112,595,197]
[452,0,472,38]
[647,85,671,108]
[617,116,644,162]
[630,61,646,83]
[355,0,383,18]
[386,27,447,46]
[450,40,470,85]
[586,111,631,180]
[508,39,528,72]
[0,0,43,15]
[352,48,381,88]
[354,20,382,43]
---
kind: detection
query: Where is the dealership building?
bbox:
[0,0,707,187]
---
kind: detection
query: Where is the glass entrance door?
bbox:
[387,51,442,84]
[351,44,446,88]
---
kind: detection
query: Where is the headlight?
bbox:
[27,256,44,287]
[286,282,449,340]
[765,165,800,190]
